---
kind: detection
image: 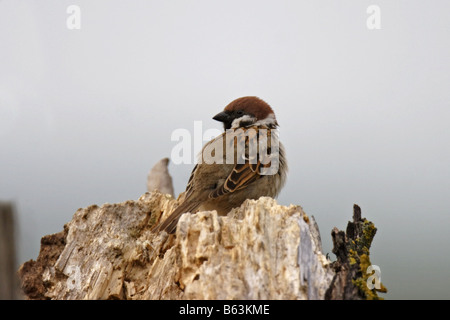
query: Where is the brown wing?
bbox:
[209,126,273,198]
[209,162,261,198]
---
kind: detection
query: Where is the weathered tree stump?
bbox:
[17,192,385,300]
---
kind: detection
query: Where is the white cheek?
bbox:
[254,113,277,127]
[231,115,255,129]
[230,118,241,129]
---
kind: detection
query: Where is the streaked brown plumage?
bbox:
[153,96,287,234]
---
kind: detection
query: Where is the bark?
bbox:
[325,205,387,300]
[17,193,385,300]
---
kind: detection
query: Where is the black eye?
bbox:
[236,110,244,116]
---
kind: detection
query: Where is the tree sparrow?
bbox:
[154,96,287,234]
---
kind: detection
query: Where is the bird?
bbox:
[153,96,287,234]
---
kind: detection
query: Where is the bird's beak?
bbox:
[212,111,231,123]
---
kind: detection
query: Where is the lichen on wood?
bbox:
[325,204,387,300]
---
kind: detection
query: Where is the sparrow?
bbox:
[154,96,287,234]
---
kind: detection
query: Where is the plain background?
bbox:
[1,1,449,299]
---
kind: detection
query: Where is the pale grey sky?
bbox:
[1,1,449,299]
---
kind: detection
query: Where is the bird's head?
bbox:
[213,96,278,130]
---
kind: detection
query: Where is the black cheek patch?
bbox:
[239,120,254,127]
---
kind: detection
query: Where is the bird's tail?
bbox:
[152,201,200,234]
